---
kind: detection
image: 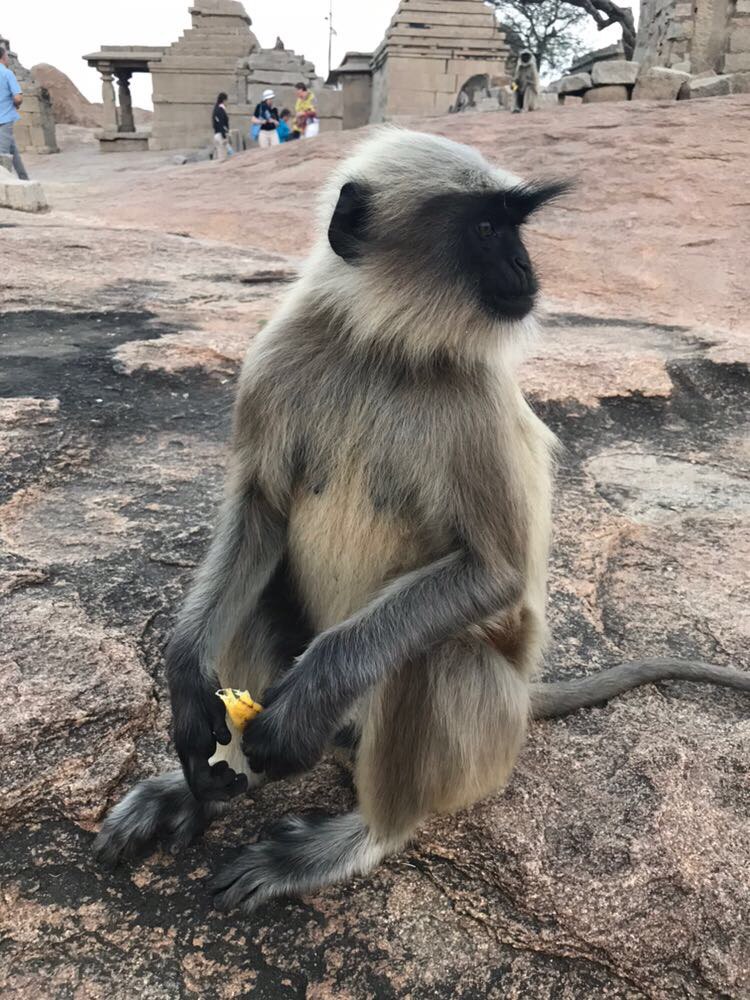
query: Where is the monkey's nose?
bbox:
[509,257,534,294]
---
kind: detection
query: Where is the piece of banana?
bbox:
[216,688,263,730]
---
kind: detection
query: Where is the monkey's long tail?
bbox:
[530,658,750,720]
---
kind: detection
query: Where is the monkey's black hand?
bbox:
[171,677,248,802]
[242,674,329,781]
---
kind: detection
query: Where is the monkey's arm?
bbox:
[531,658,750,719]
[243,547,523,778]
[167,474,287,801]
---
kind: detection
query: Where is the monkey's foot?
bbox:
[94,769,226,865]
[209,811,380,914]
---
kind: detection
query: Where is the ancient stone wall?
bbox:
[0,35,58,154]
[635,0,750,74]
[340,74,372,130]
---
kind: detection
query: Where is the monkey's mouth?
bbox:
[497,293,536,319]
[481,291,537,321]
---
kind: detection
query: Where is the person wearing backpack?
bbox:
[252,89,280,148]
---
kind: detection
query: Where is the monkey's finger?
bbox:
[185,756,236,802]
[207,702,232,745]
[208,761,240,788]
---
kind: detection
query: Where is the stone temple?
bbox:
[331,0,510,126]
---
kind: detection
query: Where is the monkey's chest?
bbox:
[286,469,423,631]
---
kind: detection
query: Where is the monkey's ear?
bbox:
[328,182,371,262]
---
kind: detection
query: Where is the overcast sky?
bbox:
[3,1,627,110]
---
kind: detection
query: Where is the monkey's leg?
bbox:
[210,640,528,913]
[95,608,292,865]
[358,638,529,830]
[94,770,228,865]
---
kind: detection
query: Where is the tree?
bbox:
[489,0,637,64]
[494,0,588,76]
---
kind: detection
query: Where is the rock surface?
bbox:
[1,98,749,998]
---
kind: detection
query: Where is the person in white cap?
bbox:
[252,88,280,148]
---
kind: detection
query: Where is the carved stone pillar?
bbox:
[116,70,135,133]
[100,64,118,131]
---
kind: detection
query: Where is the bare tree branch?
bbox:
[491,0,636,61]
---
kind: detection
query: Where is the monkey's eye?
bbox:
[476,221,494,238]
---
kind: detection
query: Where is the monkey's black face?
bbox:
[451,192,540,320]
[328,179,569,323]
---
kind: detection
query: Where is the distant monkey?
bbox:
[513,49,540,113]
[450,73,492,113]
[95,130,750,912]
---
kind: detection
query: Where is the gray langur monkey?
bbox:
[94,130,750,913]
[513,49,540,113]
[450,73,492,113]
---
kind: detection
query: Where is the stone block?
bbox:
[674,2,693,14]
[560,94,583,105]
[731,28,750,51]
[537,92,559,107]
[667,21,692,41]
[672,61,692,73]
[0,175,48,212]
[558,72,592,94]
[736,0,750,12]
[632,67,690,100]
[0,154,12,174]
[315,88,343,118]
[728,71,750,92]
[387,90,438,114]
[445,59,510,78]
[591,60,639,86]
[583,84,630,103]
[724,52,750,71]
[682,74,731,98]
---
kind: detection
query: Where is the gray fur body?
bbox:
[450,73,492,113]
[94,130,749,913]
[513,51,540,113]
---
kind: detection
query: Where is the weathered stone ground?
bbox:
[1,100,749,999]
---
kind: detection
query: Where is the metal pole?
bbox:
[328,0,333,78]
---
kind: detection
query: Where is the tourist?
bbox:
[212,92,230,162]
[0,45,29,180]
[253,89,280,148]
[277,109,294,143]
[293,82,319,139]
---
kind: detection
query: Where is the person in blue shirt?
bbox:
[277,109,293,143]
[0,45,29,181]
[0,44,29,180]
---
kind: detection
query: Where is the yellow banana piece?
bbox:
[216,688,263,730]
